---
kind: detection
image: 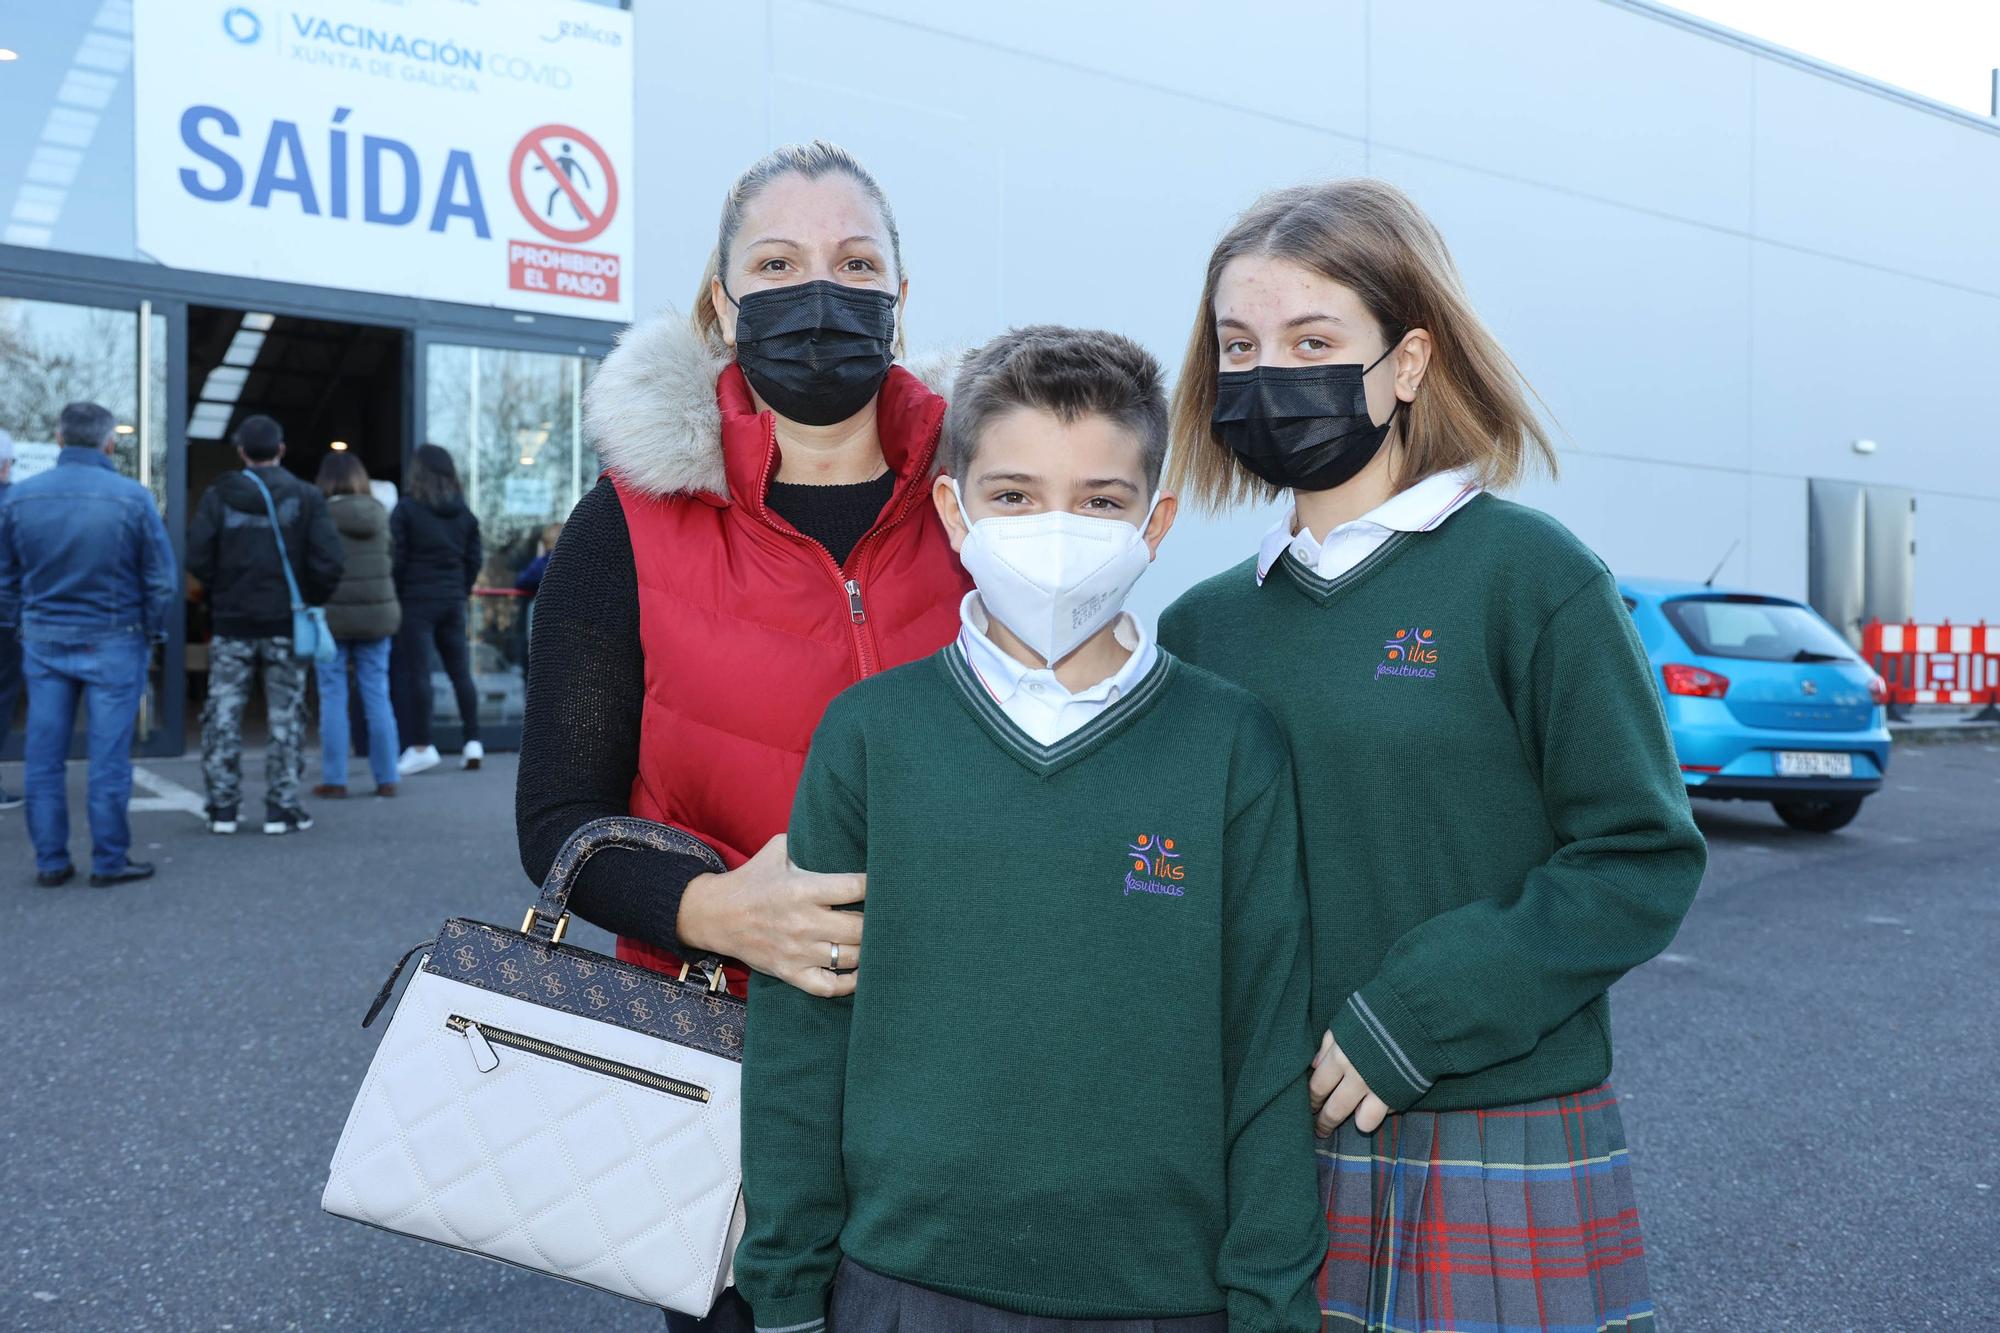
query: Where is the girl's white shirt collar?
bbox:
[1254,467,1483,586]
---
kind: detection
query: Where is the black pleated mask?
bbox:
[1211,342,1401,492]
[727,279,898,426]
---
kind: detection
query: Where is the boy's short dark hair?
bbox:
[943,326,1168,492]
[234,414,284,462]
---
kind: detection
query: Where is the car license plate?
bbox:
[1776,751,1853,778]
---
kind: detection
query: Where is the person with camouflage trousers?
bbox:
[186,415,343,834]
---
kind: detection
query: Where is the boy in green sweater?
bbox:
[737,327,1323,1333]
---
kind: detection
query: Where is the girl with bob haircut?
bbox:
[1158,178,1706,1332]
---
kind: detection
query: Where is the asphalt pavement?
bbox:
[1,740,1995,1331]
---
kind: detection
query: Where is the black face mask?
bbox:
[1211,343,1402,492]
[726,279,898,426]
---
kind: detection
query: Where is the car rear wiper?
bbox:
[1790,650,1846,663]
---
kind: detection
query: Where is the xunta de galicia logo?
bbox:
[221,6,263,44]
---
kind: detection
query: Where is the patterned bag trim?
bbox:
[423,918,745,1063]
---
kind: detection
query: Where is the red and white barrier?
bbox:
[1862,620,1999,706]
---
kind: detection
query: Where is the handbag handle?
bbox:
[521,816,730,987]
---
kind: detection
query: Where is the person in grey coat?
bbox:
[313,452,401,797]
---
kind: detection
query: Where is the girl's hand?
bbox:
[1310,1030,1391,1137]
[676,834,865,998]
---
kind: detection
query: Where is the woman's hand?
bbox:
[1310,1030,1391,1138]
[676,835,865,998]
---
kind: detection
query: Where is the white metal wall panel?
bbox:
[819,0,1372,140]
[1376,147,1754,475]
[1749,243,2000,495]
[1369,0,1754,231]
[1752,60,2000,297]
[1516,452,1751,585]
[628,3,773,319]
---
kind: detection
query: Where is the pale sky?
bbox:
[1669,0,2000,116]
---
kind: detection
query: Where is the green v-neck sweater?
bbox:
[737,650,1323,1333]
[1159,494,1706,1115]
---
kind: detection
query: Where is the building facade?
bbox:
[5,0,1995,757]
[630,0,2000,630]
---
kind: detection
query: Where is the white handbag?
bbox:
[322,817,747,1316]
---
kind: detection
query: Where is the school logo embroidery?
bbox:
[1124,833,1186,898]
[1377,626,1440,681]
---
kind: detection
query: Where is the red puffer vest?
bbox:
[591,320,970,991]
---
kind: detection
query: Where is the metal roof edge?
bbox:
[1602,0,2000,138]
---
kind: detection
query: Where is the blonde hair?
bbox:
[1167,178,1556,511]
[691,140,906,357]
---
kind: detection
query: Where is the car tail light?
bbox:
[1866,673,1890,706]
[1663,664,1729,698]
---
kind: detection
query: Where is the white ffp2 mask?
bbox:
[952,479,1156,665]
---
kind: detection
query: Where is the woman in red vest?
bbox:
[516,142,968,1016]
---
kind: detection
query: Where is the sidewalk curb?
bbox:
[1890,722,2000,746]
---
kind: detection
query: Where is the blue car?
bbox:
[1619,579,1891,833]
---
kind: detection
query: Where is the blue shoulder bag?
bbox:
[243,468,339,664]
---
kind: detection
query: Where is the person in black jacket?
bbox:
[390,444,483,775]
[186,414,344,835]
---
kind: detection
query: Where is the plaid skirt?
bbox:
[1317,1084,1653,1332]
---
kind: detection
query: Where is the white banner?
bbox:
[9,442,61,485]
[132,0,633,320]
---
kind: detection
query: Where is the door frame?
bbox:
[0,274,189,759]
[409,325,616,752]
[1,246,621,758]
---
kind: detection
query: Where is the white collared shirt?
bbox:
[1255,468,1483,585]
[956,592,1157,747]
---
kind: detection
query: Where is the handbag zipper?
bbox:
[445,1015,710,1104]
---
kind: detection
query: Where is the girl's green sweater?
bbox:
[1160,494,1706,1114]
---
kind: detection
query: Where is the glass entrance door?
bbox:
[0,292,179,757]
[416,337,604,749]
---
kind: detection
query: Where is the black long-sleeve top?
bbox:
[515,471,896,953]
[391,495,482,606]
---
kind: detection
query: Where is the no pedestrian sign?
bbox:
[508,122,622,303]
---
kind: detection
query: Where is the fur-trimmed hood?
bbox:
[585,310,962,501]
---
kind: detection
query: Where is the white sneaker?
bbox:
[397,745,441,776]
[460,740,484,770]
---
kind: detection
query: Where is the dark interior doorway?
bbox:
[183,307,406,749]
[185,307,404,502]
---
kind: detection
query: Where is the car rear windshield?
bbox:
[1662,595,1856,663]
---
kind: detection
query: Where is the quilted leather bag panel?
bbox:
[324,968,742,1313]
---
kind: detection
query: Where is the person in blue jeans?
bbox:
[0,402,177,887]
[0,429,23,810]
[311,453,401,797]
